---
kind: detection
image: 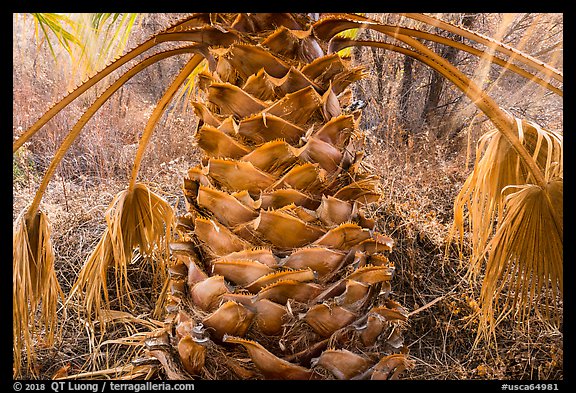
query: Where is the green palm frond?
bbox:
[76,13,140,75]
[29,13,140,77]
[30,13,83,61]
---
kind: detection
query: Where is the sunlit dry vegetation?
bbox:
[13,12,562,380]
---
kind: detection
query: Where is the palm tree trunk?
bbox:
[156,13,411,380]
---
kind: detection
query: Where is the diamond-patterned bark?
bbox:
[157,13,413,380]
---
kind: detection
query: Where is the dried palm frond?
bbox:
[69,183,173,327]
[449,118,563,340]
[13,207,64,378]
[450,118,562,270]
[13,49,188,377]
[475,180,563,344]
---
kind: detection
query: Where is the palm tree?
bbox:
[13,12,562,379]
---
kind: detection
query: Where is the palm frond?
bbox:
[450,118,562,272]
[13,207,64,378]
[69,183,174,327]
[15,50,201,347]
[30,13,83,61]
[475,180,563,344]
[69,54,204,328]
[448,117,562,339]
[73,13,140,77]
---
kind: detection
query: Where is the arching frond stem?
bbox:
[400,13,563,83]
[314,17,561,233]
[331,32,561,96]
[25,47,202,219]
[128,53,205,191]
[13,14,222,153]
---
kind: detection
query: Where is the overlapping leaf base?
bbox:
[150,13,412,380]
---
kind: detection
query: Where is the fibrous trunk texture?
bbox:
[149,13,412,380]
